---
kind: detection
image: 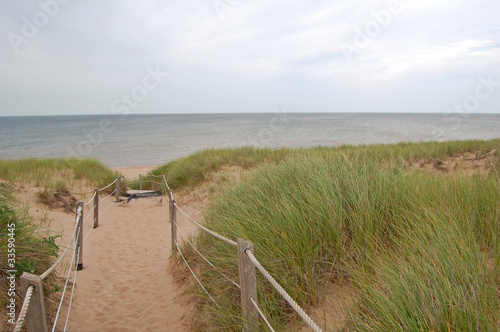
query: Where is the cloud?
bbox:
[0,0,499,115]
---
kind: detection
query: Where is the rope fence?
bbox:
[162,175,172,192]
[173,238,222,309]
[62,246,81,331]
[13,285,34,332]
[167,175,323,332]
[98,200,116,217]
[246,250,322,332]
[250,296,276,332]
[97,178,118,192]
[13,176,120,332]
[83,190,97,207]
[52,227,80,332]
[126,173,164,191]
[82,202,97,222]
[175,219,241,289]
[98,189,116,205]
[40,222,79,280]
[15,172,322,332]
[174,202,237,247]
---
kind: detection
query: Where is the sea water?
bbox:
[0,113,499,167]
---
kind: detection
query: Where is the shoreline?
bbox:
[111,165,157,178]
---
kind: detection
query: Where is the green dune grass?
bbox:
[0,157,117,191]
[1,141,498,331]
[150,139,500,190]
[166,140,499,331]
[0,185,60,326]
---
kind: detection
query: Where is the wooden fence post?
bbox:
[76,201,84,271]
[93,188,99,228]
[151,174,155,191]
[170,199,177,255]
[139,174,143,190]
[21,273,48,332]
[238,239,259,331]
[115,176,120,202]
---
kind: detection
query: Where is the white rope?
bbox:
[175,220,240,289]
[63,246,81,331]
[162,175,172,192]
[174,203,237,247]
[82,206,95,224]
[250,296,276,332]
[40,222,79,280]
[52,227,80,332]
[173,238,221,309]
[245,250,323,332]
[83,217,97,242]
[99,189,116,204]
[83,192,115,242]
[98,200,115,217]
[84,201,96,219]
[98,178,118,192]
[13,285,35,332]
[83,190,97,206]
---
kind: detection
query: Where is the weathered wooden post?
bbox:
[151,174,155,191]
[21,273,48,332]
[170,199,177,255]
[139,174,143,190]
[238,239,259,331]
[93,188,99,228]
[115,176,120,202]
[76,201,84,271]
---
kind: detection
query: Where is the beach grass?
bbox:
[0,158,117,192]
[0,184,61,326]
[150,139,500,191]
[1,140,498,330]
[169,139,499,331]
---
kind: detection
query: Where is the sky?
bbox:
[0,0,499,116]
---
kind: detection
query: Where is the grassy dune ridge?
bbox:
[160,140,499,331]
[151,139,499,190]
[0,157,117,191]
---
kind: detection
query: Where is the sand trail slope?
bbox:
[58,195,197,332]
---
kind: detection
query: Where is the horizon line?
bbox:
[1,111,499,118]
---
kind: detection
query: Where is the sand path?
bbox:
[53,166,199,331]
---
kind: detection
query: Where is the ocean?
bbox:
[1,113,499,167]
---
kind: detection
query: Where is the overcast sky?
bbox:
[0,0,499,116]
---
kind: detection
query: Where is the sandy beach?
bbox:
[30,166,200,331]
